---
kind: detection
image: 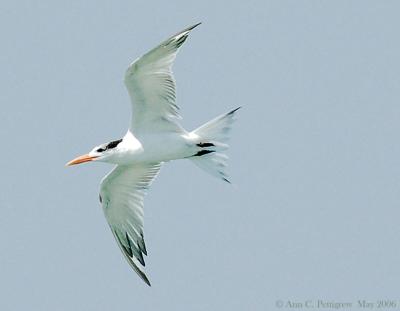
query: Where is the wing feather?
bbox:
[124,23,201,133]
[100,163,161,286]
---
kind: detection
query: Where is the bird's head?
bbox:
[66,139,123,166]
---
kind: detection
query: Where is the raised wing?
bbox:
[124,23,201,134]
[100,163,161,286]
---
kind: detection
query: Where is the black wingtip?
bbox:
[187,22,202,31]
[135,267,151,286]
[172,23,202,48]
[228,106,242,115]
[222,177,232,184]
[143,276,152,287]
[180,22,202,34]
[139,232,148,256]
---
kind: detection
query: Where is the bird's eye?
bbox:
[96,148,105,152]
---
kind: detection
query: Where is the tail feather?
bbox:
[190,152,230,183]
[192,107,240,142]
[190,107,240,182]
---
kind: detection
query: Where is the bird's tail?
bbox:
[189,107,240,183]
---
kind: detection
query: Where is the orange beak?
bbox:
[66,154,99,166]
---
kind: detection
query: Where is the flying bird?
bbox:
[67,23,240,286]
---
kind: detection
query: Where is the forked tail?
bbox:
[189,107,240,183]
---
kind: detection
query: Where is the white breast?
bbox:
[133,131,195,163]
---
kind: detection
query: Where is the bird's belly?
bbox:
[133,133,194,163]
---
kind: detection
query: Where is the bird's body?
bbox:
[67,23,240,286]
[100,131,192,165]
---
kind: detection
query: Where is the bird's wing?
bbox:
[100,163,162,286]
[124,23,201,134]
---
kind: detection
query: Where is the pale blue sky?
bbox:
[1,1,400,310]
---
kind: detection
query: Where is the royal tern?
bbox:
[67,23,240,286]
